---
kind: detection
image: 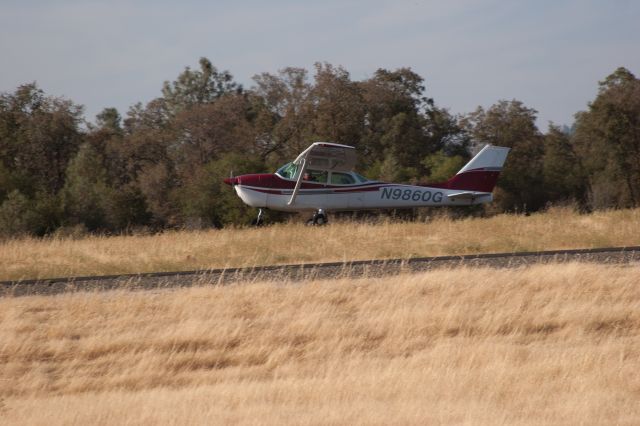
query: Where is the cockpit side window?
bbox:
[276,162,298,180]
[303,169,328,183]
[353,173,369,183]
[330,172,356,185]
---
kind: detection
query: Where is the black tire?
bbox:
[313,213,327,226]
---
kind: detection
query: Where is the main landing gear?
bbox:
[307,209,328,226]
[251,208,265,226]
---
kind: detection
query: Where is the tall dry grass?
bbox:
[1,206,639,280]
[1,263,639,425]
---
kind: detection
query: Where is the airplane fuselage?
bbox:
[228,172,492,213]
[223,143,509,223]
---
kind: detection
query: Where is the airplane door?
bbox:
[295,170,328,209]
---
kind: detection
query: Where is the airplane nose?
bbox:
[223,177,238,186]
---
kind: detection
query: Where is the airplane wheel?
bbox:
[313,213,328,226]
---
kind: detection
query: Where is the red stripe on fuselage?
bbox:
[240,184,390,195]
[234,167,501,195]
[426,169,501,193]
[235,173,385,190]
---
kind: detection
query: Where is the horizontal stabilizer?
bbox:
[447,191,492,201]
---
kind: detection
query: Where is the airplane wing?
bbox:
[288,142,357,205]
[447,191,492,201]
[293,142,357,171]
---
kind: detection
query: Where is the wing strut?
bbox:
[287,158,307,206]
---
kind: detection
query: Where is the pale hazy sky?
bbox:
[2,0,639,128]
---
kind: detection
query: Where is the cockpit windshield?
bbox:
[276,162,298,179]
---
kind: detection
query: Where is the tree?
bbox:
[359,68,442,177]
[542,125,588,205]
[162,57,241,115]
[171,95,255,170]
[0,190,33,237]
[96,107,122,133]
[61,144,114,231]
[464,100,545,212]
[174,153,267,227]
[136,161,176,227]
[84,107,129,187]
[421,150,467,183]
[0,83,83,197]
[572,67,640,208]
[252,67,314,160]
[308,63,365,146]
[116,99,176,227]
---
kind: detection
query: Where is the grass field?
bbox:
[1,263,639,424]
[1,207,639,280]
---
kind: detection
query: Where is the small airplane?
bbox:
[224,142,510,225]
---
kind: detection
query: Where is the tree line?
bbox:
[1,59,639,236]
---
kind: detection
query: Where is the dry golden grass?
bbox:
[1,207,639,281]
[1,263,640,425]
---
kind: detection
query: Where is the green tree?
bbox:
[162,57,241,115]
[0,162,13,201]
[136,161,176,227]
[61,144,115,231]
[308,63,365,146]
[572,67,640,208]
[372,153,417,183]
[0,83,83,196]
[252,67,314,160]
[117,99,176,227]
[96,107,122,133]
[86,107,151,231]
[359,68,430,170]
[0,190,33,237]
[464,100,545,212]
[358,68,462,178]
[171,95,256,169]
[175,153,267,227]
[542,125,588,205]
[85,107,130,187]
[421,150,467,183]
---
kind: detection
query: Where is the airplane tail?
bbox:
[437,145,510,192]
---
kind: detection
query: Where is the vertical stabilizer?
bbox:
[435,145,510,192]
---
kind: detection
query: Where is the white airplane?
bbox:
[224,142,510,225]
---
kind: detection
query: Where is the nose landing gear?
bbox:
[307,209,328,226]
[251,208,264,226]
